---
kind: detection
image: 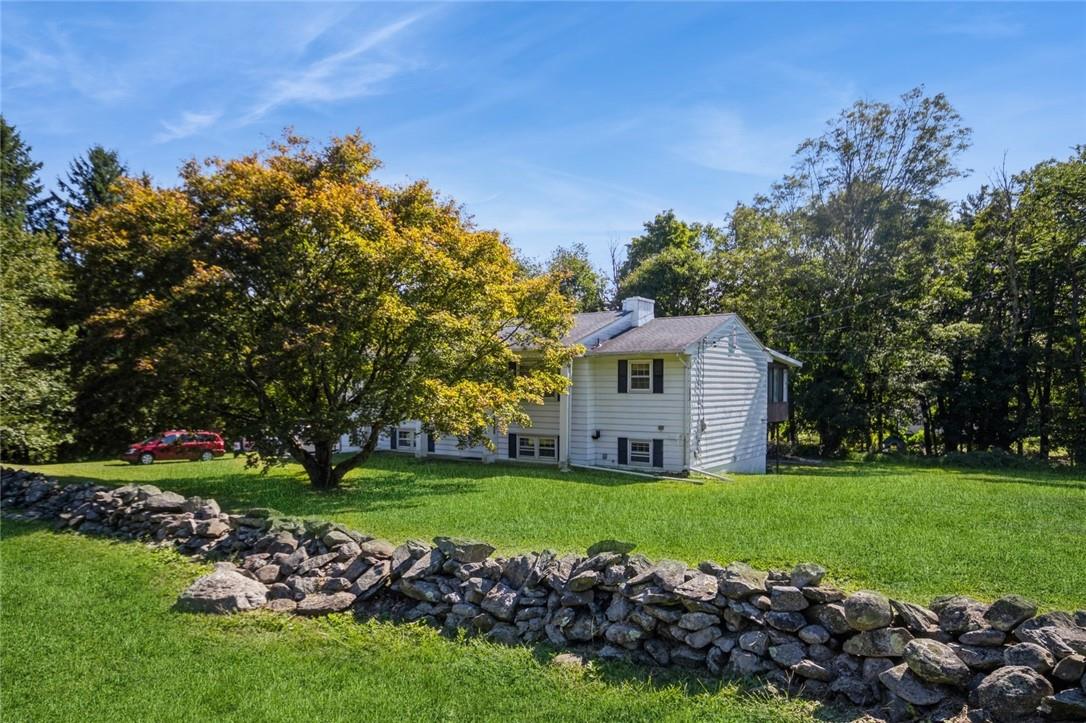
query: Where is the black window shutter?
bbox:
[618,359,628,393]
[652,359,664,393]
[508,361,518,375]
[652,439,663,468]
[555,435,560,462]
[617,437,628,465]
[508,433,517,458]
[389,429,398,449]
[427,434,435,453]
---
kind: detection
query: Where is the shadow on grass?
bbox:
[31,452,660,522]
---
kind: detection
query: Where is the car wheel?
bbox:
[199,451,213,462]
[139,452,155,465]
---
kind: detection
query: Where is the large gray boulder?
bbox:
[973,666,1053,722]
[176,566,267,613]
[843,590,892,631]
[903,638,971,686]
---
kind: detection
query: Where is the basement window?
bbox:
[629,439,651,465]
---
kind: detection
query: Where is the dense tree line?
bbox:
[608,89,1084,463]
[1,87,1082,466]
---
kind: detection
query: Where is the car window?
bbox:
[161,434,178,444]
[141,437,159,445]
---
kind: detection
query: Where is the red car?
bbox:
[122,430,226,465]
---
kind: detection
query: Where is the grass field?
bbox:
[16,453,1086,609]
[0,519,821,722]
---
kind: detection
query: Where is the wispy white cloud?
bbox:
[154,111,222,142]
[242,13,425,123]
[670,108,799,177]
[935,14,1023,39]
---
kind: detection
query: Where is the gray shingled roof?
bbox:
[588,314,736,354]
[563,310,627,345]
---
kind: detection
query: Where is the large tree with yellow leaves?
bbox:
[72,133,575,488]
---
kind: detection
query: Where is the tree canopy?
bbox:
[70,132,577,487]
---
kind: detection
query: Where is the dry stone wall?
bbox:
[2,467,1085,722]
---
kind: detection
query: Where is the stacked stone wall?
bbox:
[2,468,1084,722]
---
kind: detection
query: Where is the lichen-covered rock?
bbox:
[973,665,1053,721]
[770,585,808,612]
[1004,642,1056,673]
[769,642,806,667]
[433,536,495,563]
[717,562,767,599]
[903,638,971,686]
[145,491,187,512]
[480,581,519,621]
[678,611,719,631]
[807,603,851,635]
[842,627,913,657]
[950,642,1006,671]
[879,663,949,706]
[1014,611,1086,658]
[176,566,267,613]
[674,573,717,602]
[984,594,1037,631]
[959,628,1006,646]
[936,595,988,634]
[789,562,826,589]
[1053,654,1086,682]
[1043,689,1086,720]
[296,592,356,615]
[843,590,892,631]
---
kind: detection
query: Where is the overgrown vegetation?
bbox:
[19,455,1086,609]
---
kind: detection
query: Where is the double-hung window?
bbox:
[397,429,415,449]
[629,360,652,392]
[517,436,556,460]
[629,439,651,465]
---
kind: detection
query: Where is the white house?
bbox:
[339,297,801,475]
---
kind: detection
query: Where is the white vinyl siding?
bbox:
[690,319,768,473]
[568,353,687,473]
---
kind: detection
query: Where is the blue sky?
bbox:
[3,2,1084,267]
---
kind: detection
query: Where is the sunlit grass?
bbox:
[18,453,1086,609]
[0,519,821,722]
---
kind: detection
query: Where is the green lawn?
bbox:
[17,453,1086,609]
[0,519,820,722]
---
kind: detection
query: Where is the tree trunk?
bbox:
[302,439,340,490]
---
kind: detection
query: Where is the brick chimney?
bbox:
[621,296,655,327]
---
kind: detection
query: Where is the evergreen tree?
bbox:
[0,119,73,461]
